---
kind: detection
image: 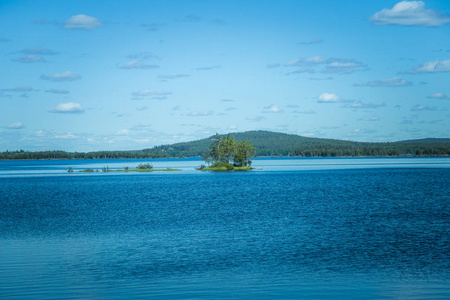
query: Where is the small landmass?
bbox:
[68,163,181,173]
[198,134,255,171]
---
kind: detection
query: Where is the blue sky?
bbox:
[1,0,449,151]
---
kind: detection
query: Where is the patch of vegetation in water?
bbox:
[126,168,181,172]
[72,166,181,173]
[79,168,96,172]
[199,162,253,171]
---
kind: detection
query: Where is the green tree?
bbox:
[137,163,153,170]
[205,135,254,167]
[233,140,255,167]
[218,134,236,163]
[207,133,222,163]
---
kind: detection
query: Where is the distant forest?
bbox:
[1,130,449,160]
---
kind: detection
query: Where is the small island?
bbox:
[68,163,181,173]
[198,134,255,171]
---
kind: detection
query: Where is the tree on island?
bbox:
[202,134,255,169]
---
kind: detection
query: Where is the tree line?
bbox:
[1,131,449,160]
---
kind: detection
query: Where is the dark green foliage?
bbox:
[210,161,234,170]
[218,135,237,163]
[234,140,256,167]
[137,163,153,170]
[148,131,450,158]
[203,135,255,167]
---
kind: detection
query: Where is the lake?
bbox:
[0,157,449,299]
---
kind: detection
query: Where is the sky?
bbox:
[0,0,449,152]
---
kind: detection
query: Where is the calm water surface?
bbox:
[0,158,449,299]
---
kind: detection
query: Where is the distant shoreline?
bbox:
[2,131,449,160]
[1,154,449,161]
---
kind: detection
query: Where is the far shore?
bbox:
[1,154,449,161]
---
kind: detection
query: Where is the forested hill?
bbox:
[1,130,449,159]
[149,131,450,157]
[149,131,351,157]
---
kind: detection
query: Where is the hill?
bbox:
[1,131,449,159]
[146,130,449,158]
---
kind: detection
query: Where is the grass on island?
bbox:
[198,161,253,171]
[200,166,253,171]
[76,167,181,173]
[233,166,253,171]
[201,166,253,171]
[126,168,181,172]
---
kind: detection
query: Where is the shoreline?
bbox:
[1,154,449,161]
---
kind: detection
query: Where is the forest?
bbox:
[1,130,449,160]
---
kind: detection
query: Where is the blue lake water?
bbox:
[0,157,449,299]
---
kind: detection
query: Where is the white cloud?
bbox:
[324,62,365,74]
[64,14,104,30]
[187,110,214,116]
[300,129,326,137]
[116,129,129,135]
[370,1,450,27]
[411,104,436,111]
[36,130,47,137]
[45,89,70,94]
[1,86,35,92]
[121,59,159,70]
[262,104,283,113]
[41,71,81,82]
[132,89,171,97]
[195,65,221,71]
[328,62,360,68]
[20,47,57,55]
[286,56,365,74]
[293,109,317,114]
[354,77,412,87]
[343,102,386,109]
[318,93,340,103]
[127,52,158,60]
[141,23,163,32]
[246,116,265,122]
[158,74,190,79]
[54,132,77,139]
[305,56,329,64]
[358,116,380,121]
[407,60,450,74]
[428,93,450,99]
[48,102,84,113]
[130,123,153,131]
[12,55,45,63]
[181,14,201,22]
[286,68,315,75]
[350,129,377,135]
[7,122,24,129]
